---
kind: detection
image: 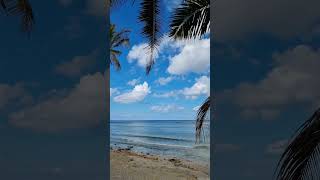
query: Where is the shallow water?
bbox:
[110,120,210,164]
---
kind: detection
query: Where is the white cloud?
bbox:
[153,90,179,98]
[110,88,119,96]
[156,76,174,86]
[153,76,210,100]
[167,38,210,75]
[220,45,320,120]
[9,72,107,132]
[127,78,140,86]
[126,35,210,75]
[127,43,159,68]
[55,51,97,77]
[150,104,184,113]
[182,76,210,99]
[158,35,186,50]
[114,82,151,104]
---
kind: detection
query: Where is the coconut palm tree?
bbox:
[275,108,320,180]
[0,0,34,32]
[110,24,130,70]
[109,0,161,74]
[169,0,210,142]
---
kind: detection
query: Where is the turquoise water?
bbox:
[110,120,210,164]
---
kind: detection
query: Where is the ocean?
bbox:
[110,120,210,164]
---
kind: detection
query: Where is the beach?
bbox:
[111,149,209,180]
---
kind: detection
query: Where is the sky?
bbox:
[1,0,320,180]
[110,0,210,120]
[212,0,320,179]
[0,1,108,179]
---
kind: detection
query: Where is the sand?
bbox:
[110,149,209,180]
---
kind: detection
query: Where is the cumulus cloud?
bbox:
[150,104,184,113]
[9,72,107,132]
[127,78,140,86]
[110,88,119,96]
[153,76,210,99]
[153,90,180,98]
[182,76,210,99]
[167,38,210,75]
[156,76,174,86]
[55,51,97,77]
[127,35,208,72]
[220,45,320,120]
[127,43,159,68]
[114,82,151,104]
[214,0,320,41]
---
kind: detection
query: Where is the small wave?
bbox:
[111,138,192,150]
[111,133,194,143]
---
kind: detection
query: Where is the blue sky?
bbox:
[110,1,210,120]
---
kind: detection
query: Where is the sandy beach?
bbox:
[111,149,209,180]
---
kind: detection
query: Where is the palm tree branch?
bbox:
[195,96,210,143]
[110,53,121,70]
[1,0,34,32]
[138,0,161,74]
[169,0,210,39]
[275,108,320,180]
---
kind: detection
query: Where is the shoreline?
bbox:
[111,148,209,180]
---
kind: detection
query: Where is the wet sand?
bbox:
[110,149,209,180]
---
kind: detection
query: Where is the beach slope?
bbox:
[111,150,209,180]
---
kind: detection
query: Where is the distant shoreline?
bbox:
[111,148,210,180]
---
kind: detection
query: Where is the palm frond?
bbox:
[0,0,6,10]
[196,96,210,143]
[110,52,121,70]
[0,0,34,33]
[169,0,210,40]
[275,108,320,180]
[112,29,130,48]
[138,0,161,74]
[109,24,130,71]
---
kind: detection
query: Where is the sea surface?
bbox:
[110,120,210,164]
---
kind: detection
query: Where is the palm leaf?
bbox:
[169,0,210,39]
[196,96,210,143]
[0,0,34,33]
[138,0,161,74]
[109,24,130,71]
[110,52,121,70]
[112,29,130,48]
[275,108,320,180]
